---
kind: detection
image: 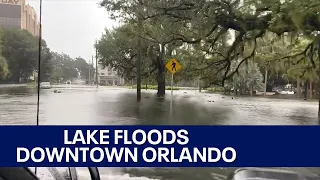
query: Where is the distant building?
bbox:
[97,64,124,86]
[0,0,39,36]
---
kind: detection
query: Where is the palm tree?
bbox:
[232,61,264,95]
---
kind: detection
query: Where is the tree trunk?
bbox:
[157,74,165,97]
[157,44,165,98]
[264,68,268,96]
[317,40,320,120]
[297,79,300,97]
[304,80,307,100]
[198,76,201,92]
[234,85,238,95]
[310,80,313,99]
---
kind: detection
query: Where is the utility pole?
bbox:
[91,56,94,85]
[136,9,142,101]
[90,56,94,85]
[88,58,91,85]
[95,40,98,88]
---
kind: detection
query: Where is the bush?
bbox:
[129,85,180,90]
[166,86,180,90]
[204,87,224,93]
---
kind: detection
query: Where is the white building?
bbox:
[97,64,125,86]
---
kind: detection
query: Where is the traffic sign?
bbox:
[165,58,182,74]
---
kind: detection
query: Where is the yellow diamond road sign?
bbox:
[165,58,182,74]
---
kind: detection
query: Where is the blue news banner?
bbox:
[0,126,319,167]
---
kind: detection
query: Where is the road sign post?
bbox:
[165,58,182,107]
[171,73,173,104]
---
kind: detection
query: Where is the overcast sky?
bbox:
[27,0,117,62]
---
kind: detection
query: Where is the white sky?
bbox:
[27,0,117,62]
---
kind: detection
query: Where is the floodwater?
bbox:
[1,85,320,179]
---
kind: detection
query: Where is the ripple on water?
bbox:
[1,87,320,179]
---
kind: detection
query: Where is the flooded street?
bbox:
[1,85,320,179]
[0,85,318,126]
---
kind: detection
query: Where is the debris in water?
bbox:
[54,90,61,93]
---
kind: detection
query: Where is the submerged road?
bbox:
[0,85,319,179]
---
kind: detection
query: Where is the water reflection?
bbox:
[1,86,320,179]
[0,86,319,125]
[0,86,37,95]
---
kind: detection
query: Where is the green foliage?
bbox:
[99,0,320,95]
[0,28,56,83]
[96,25,138,81]
[0,29,8,79]
[50,52,81,83]
[74,57,94,80]
[283,38,319,82]
[1,29,38,82]
[0,28,92,84]
[232,62,264,92]
[39,40,53,82]
[0,56,8,79]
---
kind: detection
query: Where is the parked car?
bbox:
[40,82,51,89]
[278,90,295,95]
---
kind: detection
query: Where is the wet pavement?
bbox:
[1,85,320,179]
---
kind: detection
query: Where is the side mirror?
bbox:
[88,167,100,180]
